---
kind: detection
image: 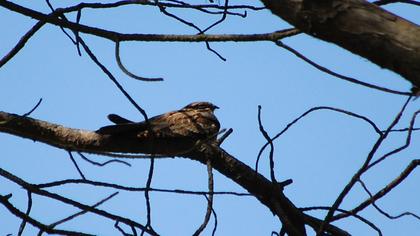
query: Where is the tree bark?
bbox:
[260,0,420,90]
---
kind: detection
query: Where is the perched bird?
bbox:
[97,102,220,142]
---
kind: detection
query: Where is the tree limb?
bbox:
[0,111,349,236]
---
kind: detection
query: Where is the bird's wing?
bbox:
[153,111,219,138]
[96,113,169,135]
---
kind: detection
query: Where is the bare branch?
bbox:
[333,159,420,221]
[0,21,45,68]
[49,192,119,228]
[78,152,132,167]
[115,40,163,82]
[358,179,420,221]
[373,0,420,6]
[68,151,86,180]
[77,37,149,121]
[257,105,277,183]
[0,194,92,236]
[193,159,214,236]
[275,41,411,96]
[140,157,156,236]
[22,98,43,117]
[0,168,157,235]
[17,191,33,236]
[256,106,382,172]
[0,111,349,236]
[319,96,412,234]
[36,178,251,196]
[368,110,420,169]
[302,206,382,236]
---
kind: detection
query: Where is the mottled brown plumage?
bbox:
[97,102,220,141]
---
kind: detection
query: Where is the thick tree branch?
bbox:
[260,0,420,89]
[0,111,349,236]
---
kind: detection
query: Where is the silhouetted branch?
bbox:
[36,178,251,196]
[275,41,411,96]
[0,194,92,236]
[22,98,43,117]
[217,128,233,145]
[17,191,32,236]
[193,159,214,236]
[302,206,382,236]
[0,168,157,235]
[257,105,277,183]
[141,157,156,236]
[77,37,149,121]
[368,110,420,169]
[256,106,382,172]
[68,151,86,180]
[373,0,420,6]
[115,40,163,82]
[333,159,420,221]
[49,192,119,228]
[0,21,45,68]
[0,110,351,235]
[78,152,132,167]
[319,96,412,234]
[358,179,420,221]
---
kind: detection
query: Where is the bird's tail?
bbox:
[96,114,146,135]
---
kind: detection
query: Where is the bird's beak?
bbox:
[213,105,219,110]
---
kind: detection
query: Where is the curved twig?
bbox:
[115,40,163,82]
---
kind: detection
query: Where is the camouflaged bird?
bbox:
[97,102,220,142]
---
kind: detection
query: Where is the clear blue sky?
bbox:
[0,1,419,235]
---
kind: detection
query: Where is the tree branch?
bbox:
[0,111,349,236]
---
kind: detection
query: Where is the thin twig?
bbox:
[49,192,119,228]
[17,191,33,236]
[68,151,86,180]
[22,98,43,117]
[140,157,156,236]
[302,206,382,236]
[0,168,157,235]
[0,21,45,68]
[367,110,420,169]
[333,159,420,221]
[217,128,233,145]
[205,194,218,236]
[115,40,163,81]
[257,105,277,183]
[0,194,92,236]
[373,0,420,6]
[78,152,132,167]
[193,159,214,236]
[36,178,251,196]
[358,179,420,221]
[275,41,411,96]
[77,37,149,121]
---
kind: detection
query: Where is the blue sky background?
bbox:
[0,1,419,235]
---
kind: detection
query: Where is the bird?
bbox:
[97,102,220,142]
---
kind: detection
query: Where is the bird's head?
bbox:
[182,101,219,112]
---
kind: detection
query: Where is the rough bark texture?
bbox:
[260,0,420,90]
[0,111,351,236]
